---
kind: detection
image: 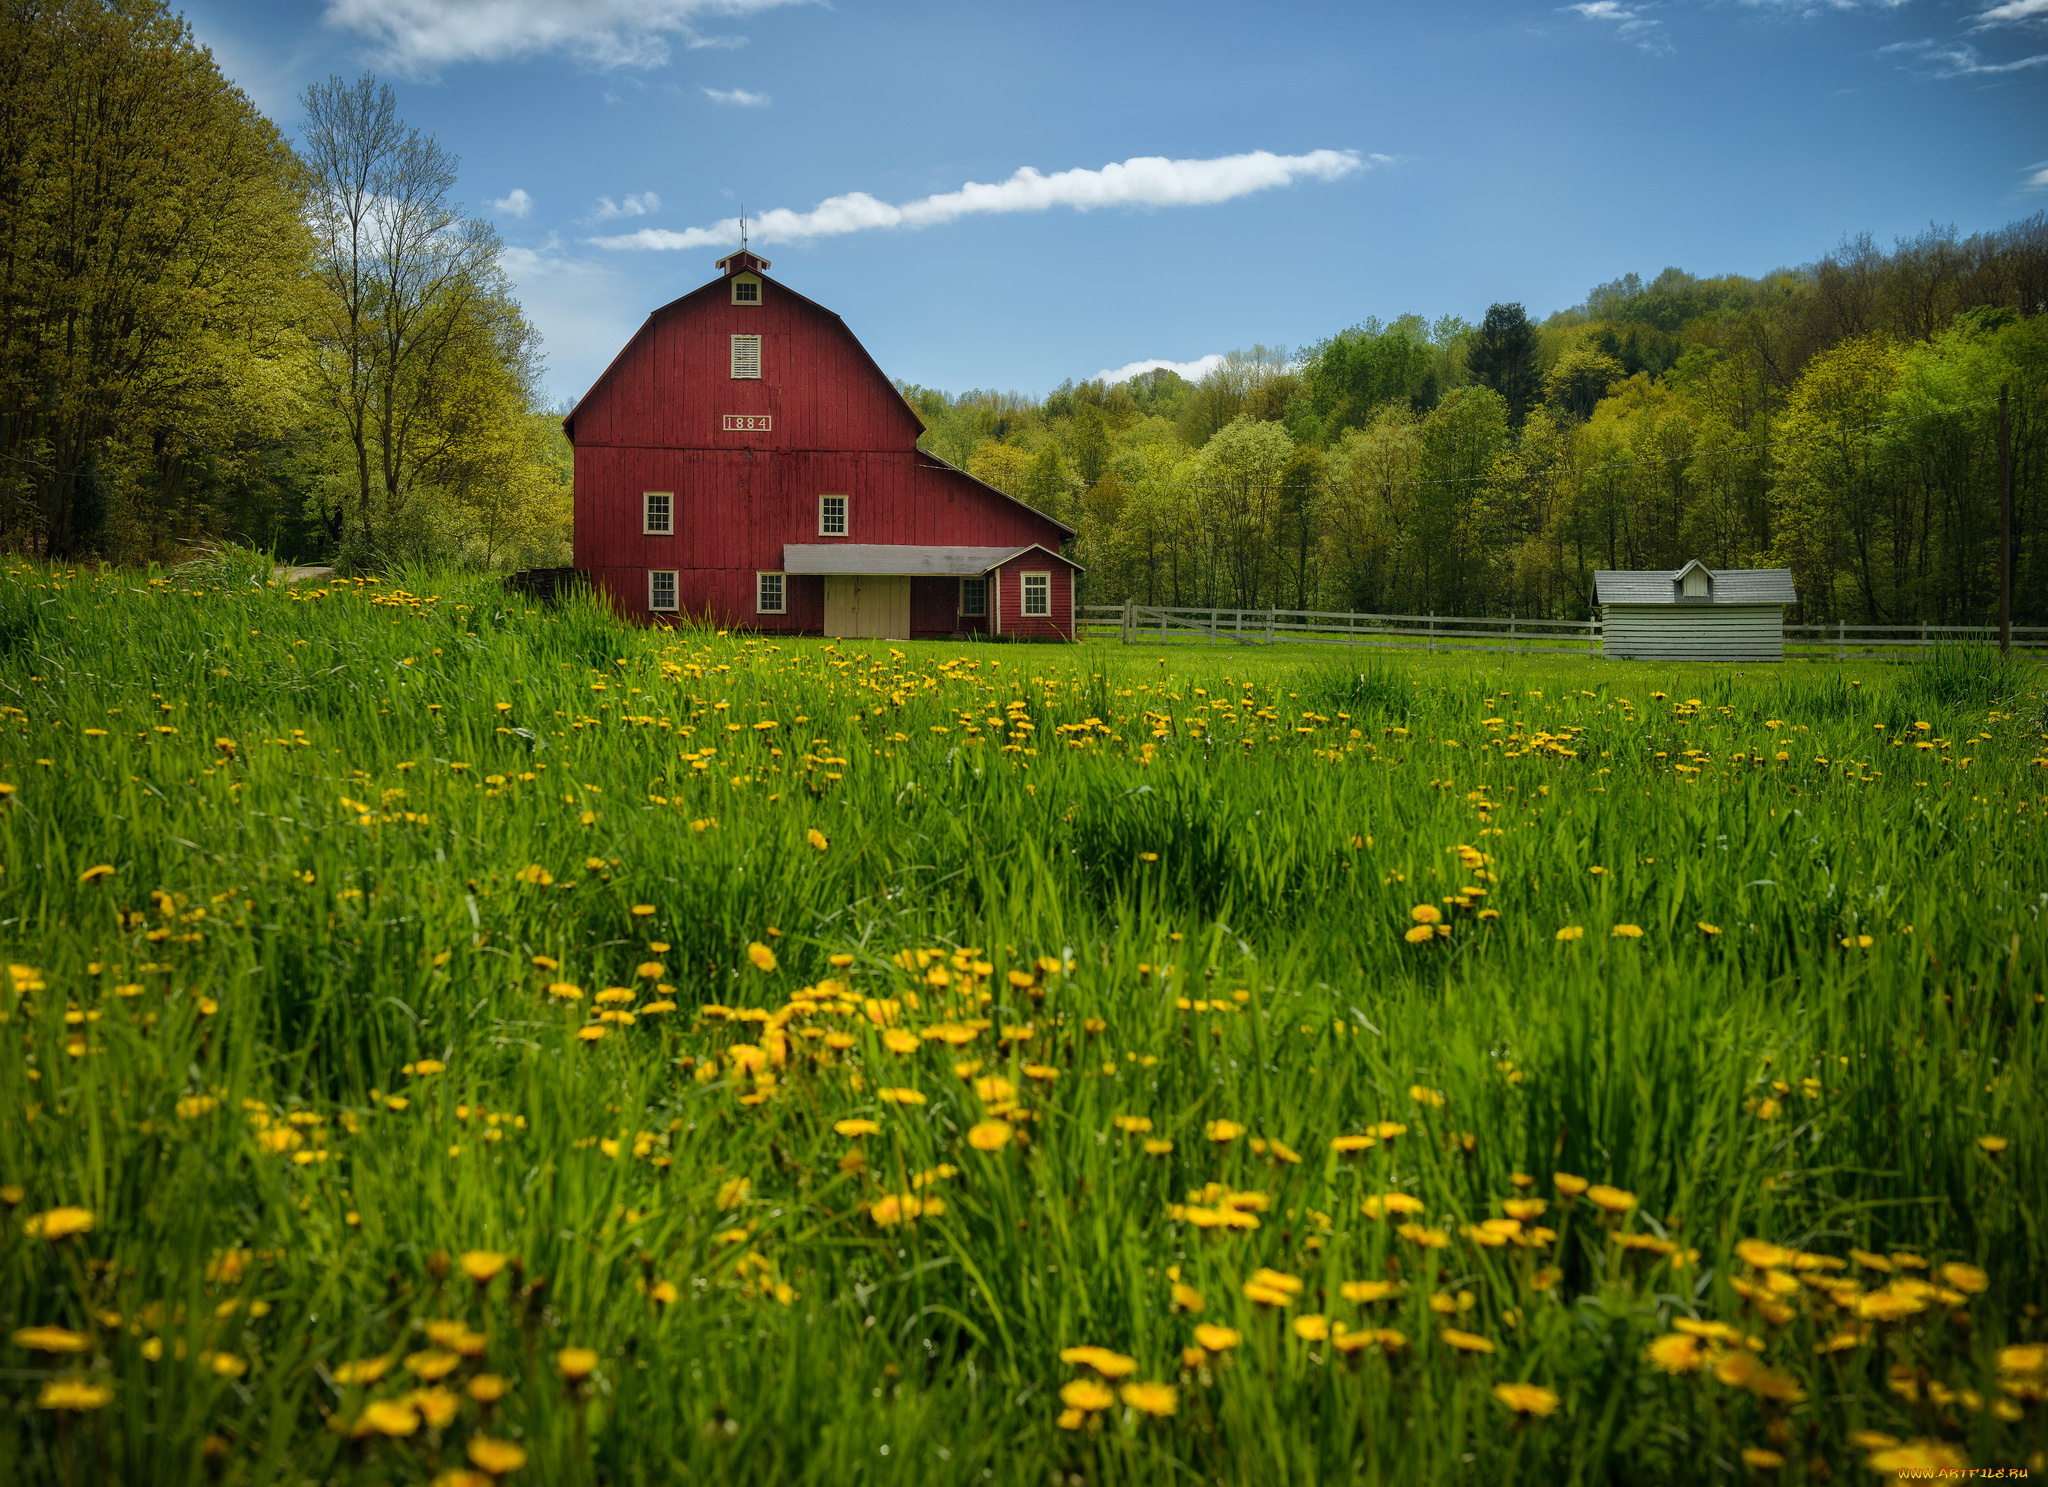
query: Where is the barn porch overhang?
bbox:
[782,543,1083,577]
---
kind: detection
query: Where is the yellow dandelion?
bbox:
[807,828,829,852]
[13,1326,90,1352]
[467,1437,529,1474]
[1120,1380,1177,1416]
[356,1399,419,1437]
[1586,1184,1637,1214]
[38,1378,114,1410]
[1553,1173,1588,1196]
[834,1118,881,1137]
[876,1087,926,1105]
[1491,1382,1560,1416]
[23,1206,94,1240]
[747,942,777,972]
[1192,1324,1242,1353]
[1555,926,1584,942]
[1058,1377,1115,1412]
[1204,1119,1245,1142]
[556,1346,599,1381]
[78,865,115,883]
[1410,904,1442,925]
[967,1120,1013,1151]
[1611,924,1643,939]
[1440,1328,1495,1354]
[1741,1447,1785,1471]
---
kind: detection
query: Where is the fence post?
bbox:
[1266,608,1275,645]
[1349,613,1356,648]
[1160,608,1168,641]
[1121,598,1132,644]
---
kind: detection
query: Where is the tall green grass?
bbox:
[0,561,2043,1484]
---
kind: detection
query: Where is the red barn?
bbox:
[562,250,1080,640]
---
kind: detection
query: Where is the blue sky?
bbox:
[183,0,2046,406]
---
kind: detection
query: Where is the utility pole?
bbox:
[1999,383,2012,658]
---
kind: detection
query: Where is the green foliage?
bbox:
[1,570,2043,1482]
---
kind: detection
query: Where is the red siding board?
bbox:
[568,264,1071,632]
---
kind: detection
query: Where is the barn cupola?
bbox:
[1673,558,1714,603]
[716,248,772,306]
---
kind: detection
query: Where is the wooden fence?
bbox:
[1081,603,1600,655]
[1082,603,2048,659]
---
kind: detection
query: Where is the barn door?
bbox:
[822,577,911,640]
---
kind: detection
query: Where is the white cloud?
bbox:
[2023,161,2048,191]
[1564,2,1673,55]
[498,244,643,401]
[1094,355,1226,386]
[322,0,810,73]
[492,187,534,218]
[1880,36,2048,73]
[1971,0,2048,24]
[703,86,770,105]
[589,191,662,222]
[591,148,1376,251]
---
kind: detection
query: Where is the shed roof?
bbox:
[782,543,1082,577]
[1595,565,1796,605]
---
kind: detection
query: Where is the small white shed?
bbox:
[1596,560,1797,661]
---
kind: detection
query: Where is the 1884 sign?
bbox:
[722,414,772,432]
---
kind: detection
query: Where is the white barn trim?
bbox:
[1596,561,1797,662]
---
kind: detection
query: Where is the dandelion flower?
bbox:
[1410,904,1442,925]
[1586,1185,1636,1214]
[38,1378,114,1410]
[468,1373,511,1402]
[876,1087,926,1105]
[747,942,777,972]
[1171,1282,1205,1312]
[1555,926,1583,942]
[1204,1119,1244,1143]
[1698,922,1721,936]
[1361,1193,1426,1219]
[357,1399,419,1437]
[1611,924,1643,939]
[1341,1280,1400,1303]
[1120,1381,1177,1416]
[807,828,829,852]
[1553,1173,1588,1197]
[967,1120,1013,1152]
[23,1206,94,1240]
[1646,1334,1704,1374]
[332,1357,393,1385]
[556,1347,599,1381]
[467,1437,529,1474]
[1192,1324,1242,1353]
[12,1326,90,1352]
[1440,1328,1495,1354]
[1938,1263,1987,1294]
[1058,1378,1115,1412]
[1976,1135,2007,1154]
[78,865,115,883]
[1142,1138,1173,1155]
[1403,925,1437,945]
[1491,1382,1560,1416]
[1741,1447,1785,1470]
[1059,1346,1137,1378]
[835,1118,880,1137]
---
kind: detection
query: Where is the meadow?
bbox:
[0,559,2043,1486]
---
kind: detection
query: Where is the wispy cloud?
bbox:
[492,187,534,219]
[1740,0,1911,12]
[589,191,662,223]
[1564,2,1673,55]
[592,149,1377,251]
[1095,354,1226,386]
[703,86,770,105]
[1970,0,2048,25]
[2022,160,2048,191]
[323,0,810,73]
[1879,36,2048,74]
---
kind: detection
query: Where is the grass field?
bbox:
[2,560,2044,1485]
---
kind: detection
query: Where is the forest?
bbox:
[0,0,571,572]
[4,1,2043,626]
[903,223,2048,626]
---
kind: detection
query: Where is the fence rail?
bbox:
[1081,603,1600,654]
[1080,603,2048,658]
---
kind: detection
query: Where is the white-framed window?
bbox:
[756,571,785,615]
[731,335,761,379]
[648,570,678,612]
[731,274,761,305]
[959,577,987,617]
[1022,571,1051,618]
[818,494,848,537]
[642,491,673,535]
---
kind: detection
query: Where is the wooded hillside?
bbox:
[902,219,2048,625]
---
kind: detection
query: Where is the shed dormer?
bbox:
[1673,558,1714,603]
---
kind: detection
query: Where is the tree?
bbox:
[1193,415,1294,607]
[1544,346,1625,420]
[0,0,310,557]
[1467,303,1541,426]
[299,74,505,553]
